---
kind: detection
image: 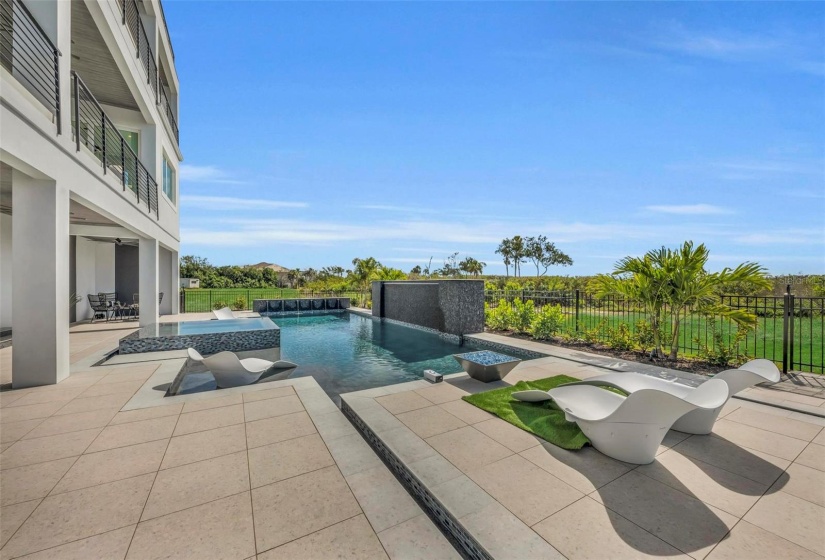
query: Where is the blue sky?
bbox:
[164,1,825,275]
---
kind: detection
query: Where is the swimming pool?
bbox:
[168,312,538,400]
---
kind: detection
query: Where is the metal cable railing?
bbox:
[120,0,158,103]
[159,85,178,142]
[0,0,61,133]
[72,71,158,218]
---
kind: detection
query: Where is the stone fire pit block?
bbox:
[454,350,521,383]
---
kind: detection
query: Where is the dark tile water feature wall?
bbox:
[372,280,485,336]
[252,297,351,314]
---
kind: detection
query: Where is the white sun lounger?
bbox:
[513,359,780,435]
[212,307,237,320]
[187,348,297,388]
[544,379,729,464]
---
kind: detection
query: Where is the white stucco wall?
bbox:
[158,245,172,315]
[95,243,115,293]
[74,236,98,321]
[0,213,12,329]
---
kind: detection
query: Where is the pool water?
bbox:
[169,312,536,400]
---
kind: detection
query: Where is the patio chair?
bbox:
[542,379,729,464]
[130,292,165,318]
[186,348,298,388]
[513,359,780,435]
[212,307,236,320]
[88,293,117,322]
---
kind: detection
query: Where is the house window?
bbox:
[162,153,176,203]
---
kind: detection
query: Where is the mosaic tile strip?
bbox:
[119,328,280,355]
[342,400,492,560]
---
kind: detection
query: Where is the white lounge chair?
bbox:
[545,379,729,464]
[513,359,780,435]
[187,348,297,388]
[212,307,236,320]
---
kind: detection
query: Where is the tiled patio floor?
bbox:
[342,353,825,560]
[0,321,456,560]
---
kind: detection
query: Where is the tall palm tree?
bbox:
[351,257,380,306]
[592,242,770,359]
[495,239,513,278]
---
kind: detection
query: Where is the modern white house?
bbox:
[0,0,182,387]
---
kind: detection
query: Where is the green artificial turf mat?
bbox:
[462,375,590,450]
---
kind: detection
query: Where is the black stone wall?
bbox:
[372,280,484,336]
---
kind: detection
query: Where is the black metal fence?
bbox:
[72,72,159,218]
[0,0,60,132]
[485,289,824,374]
[181,289,368,313]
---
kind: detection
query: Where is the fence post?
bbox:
[247,289,251,310]
[782,285,791,374]
[788,290,795,373]
[209,290,212,312]
[575,290,580,333]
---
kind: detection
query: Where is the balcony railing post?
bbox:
[53,47,61,135]
[73,73,80,152]
[121,137,126,190]
[101,111,106,174]
[122,0,126,24]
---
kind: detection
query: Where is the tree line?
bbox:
[495,235,573,278]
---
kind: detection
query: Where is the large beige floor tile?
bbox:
[468,454,583,526]
[142,450,249,520]
[252,465,361,553]
[595,471,738,559]
[79,380,144,398]
[95,368,156,385]
[430,475,494,519]
[380,426,439,464]
[473,418,542,453]
[161,423,246,469]
[707,519,821,560]
[744,491,825,556]
[407,454,463,488]
[3,388,85,408]
[127,492,255,560]
[258,514,388,560]
[534,496,687,559]
[242,386,294,403]
[773,462,825,507]
[248,433,334,488]
[0,499,40,548]
[51,439,167,495]
[396,406,467,439]
[3,474,154,558]
[520,442,632,494]
[311,409,359,441]
[460,501,565,559]
[725,408,823,441]
[0,428,100,470]
[243,394,304,422]
[438,399,492,424]
[173,404,244,436]
[795,442,825,472]
[426,425,512,472]
[0,419,43,444]
[375,391,432,414]
[0,402,65,424]
[23,407,120,440]
[109,404,182,425]
[674,433,790,486]
[346,465,422,533]
[245,411,316,449]
[712,419,808,461]
[814,428,825,446]
[53,392,133,416]
[86,416,177,453]
[180,393,242,413]
[636,451,767,517]
[0,457,76,506]
[13,525,135,560]
[377,513,460,560]
[414,383,467,405]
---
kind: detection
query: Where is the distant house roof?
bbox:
[249,262,290,273]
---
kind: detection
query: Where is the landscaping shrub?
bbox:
[486,300,516,331]
[530,305,566,340]
[511,299,536,334]
[583,320,607,344]
[231,296,247,311]
[212,300,228,310]
[695,319,751,367]
[633,320,655,354]
[606,322,634,351]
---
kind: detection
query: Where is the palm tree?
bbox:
[510,235,526,277]
[459,256,486,277]
[592,242,770,360]
[495,239,513,278]
[351,257,380,306]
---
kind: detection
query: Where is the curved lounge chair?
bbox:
[212,307,236,320]
[187,348,297,388]
[546,379,729,464]
[513,359,780,435]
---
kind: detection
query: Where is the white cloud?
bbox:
[179,164,248,185]
[181,195,308,211]
[733,229,825,246]
[644,204,731,215]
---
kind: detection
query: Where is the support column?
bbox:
[170,249,180,314]
[138,237,159,326]
[12,171,69,387]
